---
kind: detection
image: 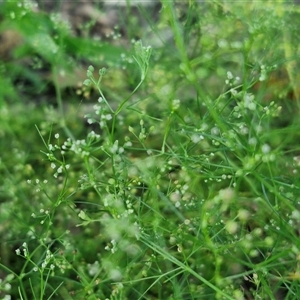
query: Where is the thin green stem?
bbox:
[140,234,235,300]
[52,67,75,141]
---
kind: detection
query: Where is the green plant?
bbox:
[1,1,300,299]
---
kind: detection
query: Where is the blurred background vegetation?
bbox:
[1,1,300,299]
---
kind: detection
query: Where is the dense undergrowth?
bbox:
[1,1,300,299]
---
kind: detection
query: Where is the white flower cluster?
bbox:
[225,71,240,86]
[15,243,55,273]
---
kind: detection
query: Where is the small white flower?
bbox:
[15,249,21,255]
[147,149,152,155]
[227,71,233,79]
[54,133,59,139]
[191,134,204,143]
[211,127,220,135]
[262,144,271,154]
[184,219,191,225]
[172,99,180,110]
[124,141,132,147]
[230,88,237,96]
[105,114,112,120]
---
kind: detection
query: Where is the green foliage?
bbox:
[1,1,300,299]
